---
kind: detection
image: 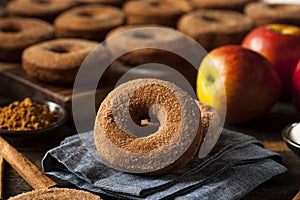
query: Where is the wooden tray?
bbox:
[0,63,112,124]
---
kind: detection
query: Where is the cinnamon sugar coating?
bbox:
[22,38,106,85]
[124,0,194,27]
[178,10,254,50]
[7,0,78,22]
[245,2,300,26]
[9,188,102,200]
[55,5,125,41]
[94,78,203,175]
[0,17,54,62]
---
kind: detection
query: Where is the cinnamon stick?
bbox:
[0,137,56,190]
[0,155,4,200]
[293,190,300,200]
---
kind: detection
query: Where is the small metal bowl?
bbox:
[282,122,300,157]
[0,100,68,146]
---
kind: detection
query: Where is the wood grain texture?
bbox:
[0,137,56,190]
[261,141,290,152]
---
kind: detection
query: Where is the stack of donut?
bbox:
[0,0,299,86]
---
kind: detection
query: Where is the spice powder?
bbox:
[0,98,60,131]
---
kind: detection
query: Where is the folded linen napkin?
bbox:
[42,129,287,200]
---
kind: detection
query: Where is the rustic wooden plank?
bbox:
[261,141,290,152]
[0,67,73,107]
[0,62,18,72]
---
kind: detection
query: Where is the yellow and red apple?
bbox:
[242,24,300,98]
[197,45,281,124]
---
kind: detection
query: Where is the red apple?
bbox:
[197,45,281,124]
[293,59,300,113]
[242,24,300,98]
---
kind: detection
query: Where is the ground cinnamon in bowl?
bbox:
[0,98,60,131]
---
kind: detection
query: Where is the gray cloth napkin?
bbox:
[42,129,287,200]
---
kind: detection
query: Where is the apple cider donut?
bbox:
[94,78,203,175]
[178,10,254,50]
[22,38,105,85]
[106,25,193,66]
[105,25,198,89]
[191,0,257,12]
[123,0,194,27]
[7,0,78,22]
[245,2,300,26]
[0,17,54,62]
[55,5,125,41]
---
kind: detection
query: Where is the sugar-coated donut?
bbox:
[123,0,194,27]
[94,78,203,175]
[55,5,125,42]
[178,10,254,50]
[78,0,125,7]
[8,188,102,200]
[106,25,192,66]
[0,17,54,62]
[22,38,105,85]
[105,25,198,89]
[192,0,257,12]
[245,2,300,26]
[7,0,78,22]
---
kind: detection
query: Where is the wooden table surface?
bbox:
[1,100,300,200]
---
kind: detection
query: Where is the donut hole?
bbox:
[32,0,51,4]
[0,24,21,33]
[267,4,285,9]
[47,45,69,54]
[133,32,152,39]
[77,11,94,18]
[129,104,164,138]
[148,1,160,7]
[140,119,160,137]
[201,15,218,22]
